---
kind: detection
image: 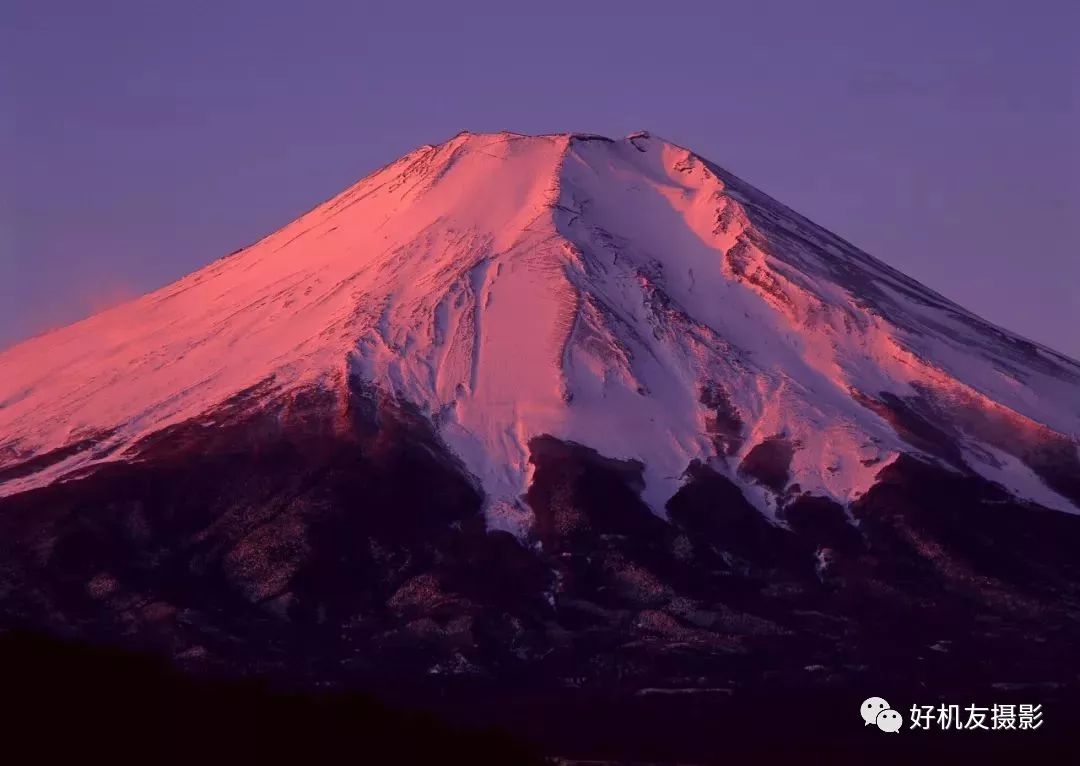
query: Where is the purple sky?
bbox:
[3,1,1077,358]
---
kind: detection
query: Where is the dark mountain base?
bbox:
[2,381,1080,762]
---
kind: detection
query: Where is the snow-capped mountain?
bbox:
[2,131,1077,518]
[3,131,1080,760]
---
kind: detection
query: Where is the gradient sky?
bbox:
[3,0,1077,358]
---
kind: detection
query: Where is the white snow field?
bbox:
[2,131,1078,525]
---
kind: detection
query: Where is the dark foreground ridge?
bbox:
[2,377,1080,762]
[3,629,1079,765]
[0,629,543,765]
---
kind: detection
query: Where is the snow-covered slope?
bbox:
[2,131,1078,524]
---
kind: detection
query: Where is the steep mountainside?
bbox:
[2,131,1079,760]
[2,132,1077,517]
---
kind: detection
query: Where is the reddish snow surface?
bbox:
[2,131,1078,527]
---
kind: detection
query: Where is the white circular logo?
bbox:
[876,708,903,733]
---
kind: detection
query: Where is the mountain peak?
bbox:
[2,132,1078,526]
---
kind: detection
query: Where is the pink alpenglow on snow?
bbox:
[1,131,1079,531]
